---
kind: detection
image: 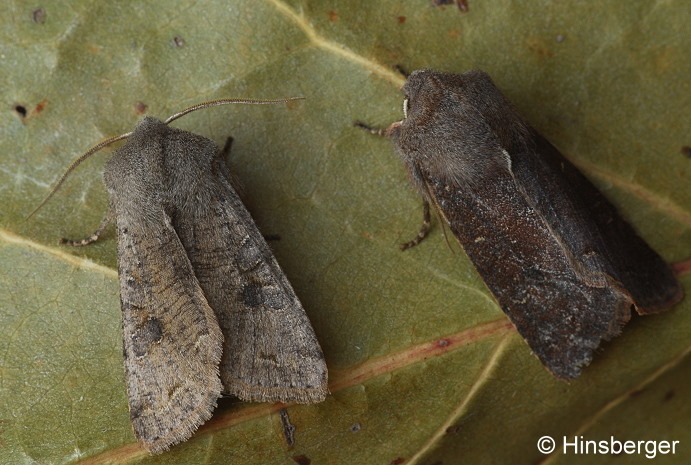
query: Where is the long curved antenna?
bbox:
[164,97,304,125]
[26,132,131,220]
[28,97,304,220]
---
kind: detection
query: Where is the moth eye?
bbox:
[403,97,409,119]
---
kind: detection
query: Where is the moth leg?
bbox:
[401,200,431,250]
[60,209,113,247]
[353,121,388,137]
[279,408,296,447]
[221,135,234,156]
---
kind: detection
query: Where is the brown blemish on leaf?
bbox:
[526,37,554,57]
[397,16,406,23]
[173,35,185,47]
[662,389,675,402]
[12,99,48,122]
[32,7,46,24]
[629,389,644,398]
[389,458,406,465]
[32,99,48,116]
[135,101,148,115]
[447,29,461,38]
[681,146,691,158]
[672,257,691,277]
[292,455,311,465]
[328,10,338,22]
[445,424,462,434]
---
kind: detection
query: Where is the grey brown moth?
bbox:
[35,99,328,453]
[358,69,683,379]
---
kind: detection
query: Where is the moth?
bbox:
[35,99,328,453]
[358,69,683,379]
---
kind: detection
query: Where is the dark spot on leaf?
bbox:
[397,16,406,23]
[663,389,675,402]
[437,338,450,347]
[328,10,338,22]
[681,146,691,158]
[446,424,462,434]
[13,104,27,118]
[135,101,148,115]
[32,7,46,24]
[292,455,311,465]
[172,35,185,47]
[350,423,361,432]
[556,34,566,43]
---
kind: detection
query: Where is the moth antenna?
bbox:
[164,97,305,125]
[28,97,303,220]
[26,132,132,220]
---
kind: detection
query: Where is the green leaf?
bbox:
[1,1,689,464]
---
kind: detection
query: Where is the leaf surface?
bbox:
[0,1,689,464]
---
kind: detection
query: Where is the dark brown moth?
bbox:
[34,99,328,453]
[358,69,683,379]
